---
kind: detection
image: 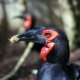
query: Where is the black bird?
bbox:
[16,26,80,80]
[17,26,69,65]
[15,14,36,30]
[15,14,43,51]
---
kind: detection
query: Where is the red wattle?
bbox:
[40,46,49,61]
[24,21,31,30]
[24,16,32,30]
[40,42,55,61]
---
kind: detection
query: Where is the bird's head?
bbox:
[14,14,35,30]
[17,26,70,65]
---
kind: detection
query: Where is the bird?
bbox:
[17,26,69,65]
[15,14,36,30]
[11,26,80,80]
[15,14,43,51]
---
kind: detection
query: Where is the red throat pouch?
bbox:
[40,42,55,61]
[24,16,32,30]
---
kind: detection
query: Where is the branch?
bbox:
[0,42,34,80]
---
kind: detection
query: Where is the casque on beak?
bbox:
[17,30,46,45]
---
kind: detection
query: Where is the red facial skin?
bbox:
[24,15,32,30]
[40,30,59,61]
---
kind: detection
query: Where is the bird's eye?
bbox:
[45,32,51,38]
[42,29,59,41]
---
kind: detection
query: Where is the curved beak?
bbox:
[17,30,46,45]
[13,15,26,20]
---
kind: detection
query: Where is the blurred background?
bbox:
[0,0,80,80]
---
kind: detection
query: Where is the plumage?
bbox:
[37,63,75,80]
